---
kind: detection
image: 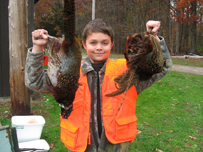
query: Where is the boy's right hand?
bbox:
[32,29,48,52]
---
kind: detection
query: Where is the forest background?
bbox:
[34,0,203,55]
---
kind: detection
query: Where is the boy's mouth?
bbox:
[94,53,104,56]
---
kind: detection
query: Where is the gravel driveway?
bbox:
[171,64,203,75]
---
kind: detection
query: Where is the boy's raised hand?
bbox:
[32,29,49,52]
[146,20,161,41]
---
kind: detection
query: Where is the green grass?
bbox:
[129,71,203,152]
[108,53,125,59]
[39,95,67,151]
[172,58,203,67]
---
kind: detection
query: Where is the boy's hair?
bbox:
[82,19,114,43]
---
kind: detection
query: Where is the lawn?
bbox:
[0,59,203,151]
[129,71,203,152]
[171,58,203,67]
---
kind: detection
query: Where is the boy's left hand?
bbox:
[146,20,161,41]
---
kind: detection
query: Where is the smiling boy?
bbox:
[25,19,172,152]
[83,32,113,63]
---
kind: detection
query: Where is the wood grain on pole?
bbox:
[8,0,30,115]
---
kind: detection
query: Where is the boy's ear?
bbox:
[111,41,114,48]
[82,41,87,50]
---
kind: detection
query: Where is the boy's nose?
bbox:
[96,43,102,50]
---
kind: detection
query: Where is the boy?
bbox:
[25,19,172,152]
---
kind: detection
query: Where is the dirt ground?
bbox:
[0,91,44,103]
[0,91,45,121]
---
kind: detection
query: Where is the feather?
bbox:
[46,0,81,117]
[106,29,164,97]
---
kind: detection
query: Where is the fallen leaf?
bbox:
[137,130,142,134]
[156,148,164,152]
[189,136,196,140]
[144,122,149,125]
[50,142,55,149]
[185,143,191,148]
[184,102,189,105]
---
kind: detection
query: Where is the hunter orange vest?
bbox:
[60,59,138,152]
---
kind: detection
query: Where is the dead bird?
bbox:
[46,0,81,116]
[106,29,164,97]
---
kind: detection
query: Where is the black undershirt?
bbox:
[91,61,105,73]
[91,61,105,138]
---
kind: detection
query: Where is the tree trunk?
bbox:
[166,0,171,54]
[170,21,174,55]
[175,21,183,54]
[175,8,184,55]
[183,21,189,54]
[190,1,197,54]
[8,0,30,115]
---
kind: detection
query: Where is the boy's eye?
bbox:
[90,42,96,45]
[102,42,108,45]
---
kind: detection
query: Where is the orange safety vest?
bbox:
[60,59,138,152]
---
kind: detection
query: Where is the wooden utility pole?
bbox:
[8,0,31,115]
[92,0,95,20]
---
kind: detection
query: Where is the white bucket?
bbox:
[11,115,45,143]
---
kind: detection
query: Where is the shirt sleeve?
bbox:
[25,48,53,94]
[134,36,173,95]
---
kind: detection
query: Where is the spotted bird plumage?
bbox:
[46,0,81,118]
[106,29,165,97]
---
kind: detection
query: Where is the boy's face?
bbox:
[82,32,114,63]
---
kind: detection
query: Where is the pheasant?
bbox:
[46,0,81,118]
[106,28,165,97]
